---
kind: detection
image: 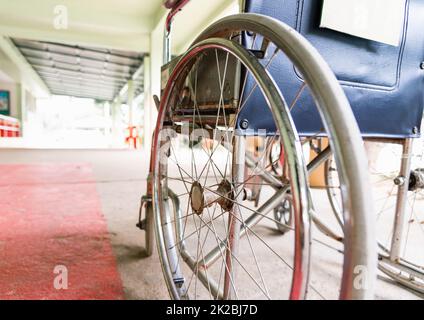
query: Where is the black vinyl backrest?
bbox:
[244,0,424,138]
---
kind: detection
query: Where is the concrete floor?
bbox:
[0,148,422,300]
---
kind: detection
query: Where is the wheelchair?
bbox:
[137,0,423,299]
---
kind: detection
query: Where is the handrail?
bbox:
[163,0,191,64]
[165,0,190,33]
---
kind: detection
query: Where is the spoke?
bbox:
[163,211,197,227]
[197,213,269,299]
[197,134,227,181]
[376,184,397,222]
[375,192,424,233]
[289,83,306,111]
[238,47,279,114]
[173,190,191,198]
[168,149,197,187]
[185,68,225,186]
[192,211,213,299]
[215,49,232,180]
[167,209,228,251]
[202,186,294,234]
[195,49,230,182]
[217,206,230,299]
[235,201,271,298]
[228,202,326,300]
[191,110,199,181]
[301,131,326,146]
[167,176,195,185]
[227,202,293,269]
[205,205,238,299]
[231,137,279,191]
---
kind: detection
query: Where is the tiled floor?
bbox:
[0,148,421,300]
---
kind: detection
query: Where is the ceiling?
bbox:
[13,38,144,102]
[0,0,165,52]
[0,0,237,101]
[0,0,236,52]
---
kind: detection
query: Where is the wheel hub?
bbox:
[190,182,205,215]
[190,180,234,215]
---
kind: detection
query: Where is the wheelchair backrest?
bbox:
[244,0,424,138]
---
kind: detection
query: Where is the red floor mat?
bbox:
[0,163,124,299]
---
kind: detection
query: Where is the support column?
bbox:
[143,55,153,150]
[111,97,121,146]
[127,80,135,127]
[104,102,111,144]
[15,83,26,136]
[390,138,413,262]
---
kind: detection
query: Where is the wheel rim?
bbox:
[152,38,310,300]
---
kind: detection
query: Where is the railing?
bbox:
[0,115,21,137]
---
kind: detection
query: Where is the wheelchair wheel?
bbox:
[324,157,344,229]
[268,139,284,176]
[144,203,154,257]
[152,14,374,300]
[152,37,310,300]
[137,196,155,257]
[273,192,293,235]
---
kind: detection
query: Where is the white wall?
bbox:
[0,81,17,117]
[0,45,45,138]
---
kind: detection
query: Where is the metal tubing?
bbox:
[390,138,413,262]
[223,135,246,299]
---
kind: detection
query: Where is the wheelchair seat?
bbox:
[242,0,424,138]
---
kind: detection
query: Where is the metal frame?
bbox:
[323,135,424,294]
[376,138,424,293]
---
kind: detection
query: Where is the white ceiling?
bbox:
[0,0,238,99]
[0,0,164,52]
[0,0,236,53]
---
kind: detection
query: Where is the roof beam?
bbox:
[34,66,130,83]
[17,46,142,69]
[14,40,144,62]
[41,74,124,86]
[38,75,131,89]
[44,79,122,92]
[49,85,115,96]
[53,92,114,101]
[33,63,132,80]
[0,36,50,96]
[34,65,134,83]
[50,88,115,98]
